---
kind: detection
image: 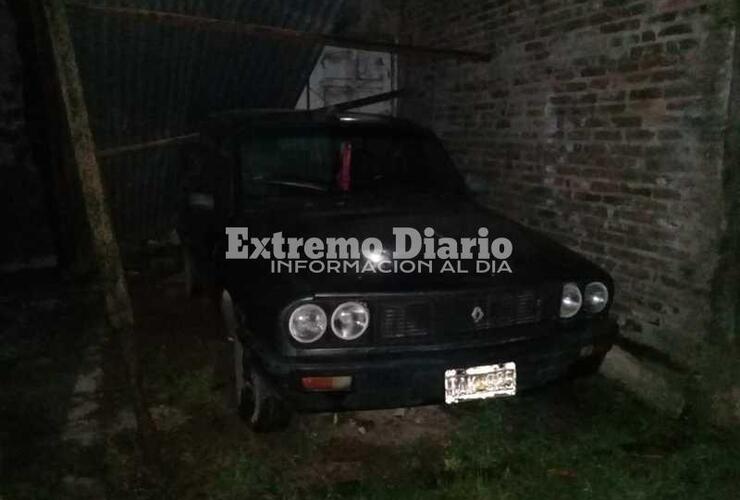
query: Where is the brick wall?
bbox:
[400,0,736,364]
[0,0,55,272]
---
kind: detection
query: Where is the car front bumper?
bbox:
[254,317,618,413]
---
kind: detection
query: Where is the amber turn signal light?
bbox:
[301,376,352,392]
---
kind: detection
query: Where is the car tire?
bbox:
[570,351,608,377]
[221,291,292,432]
[237,365,292,433]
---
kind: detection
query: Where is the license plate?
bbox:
[444,362,516,404]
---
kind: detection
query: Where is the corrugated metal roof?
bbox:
[67,0,344,244]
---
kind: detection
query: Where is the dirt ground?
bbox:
[4,267,740,499]
[109,271,740,499]
[0,272,107,499]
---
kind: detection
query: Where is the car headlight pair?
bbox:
[288,302,369,344]
[560,282,609,318]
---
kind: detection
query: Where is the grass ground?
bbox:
[2,271,739,499]
[102,275,740,500]
[0,276,106,500]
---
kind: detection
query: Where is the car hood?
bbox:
[220,197,610,306]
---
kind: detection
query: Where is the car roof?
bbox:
[201,109,430,139]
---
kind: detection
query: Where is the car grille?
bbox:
[379,302,432,339]
[376,288,545,341]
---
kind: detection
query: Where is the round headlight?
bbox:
[584,282,609,313]
[560,283,582,319]
[331,302,369,340]
[288,304,327,344]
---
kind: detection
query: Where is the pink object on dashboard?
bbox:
[337,142,352,192]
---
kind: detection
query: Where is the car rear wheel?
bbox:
[183,248,205,298]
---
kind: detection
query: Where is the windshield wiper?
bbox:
[250,178,328,192]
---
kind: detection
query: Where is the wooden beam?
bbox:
[98,133,200,159]
[97,90,409,158]
[65,2,491,63]
[40,0,160,469]
[319,89,408,112]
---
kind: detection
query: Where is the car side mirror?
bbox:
[188,192,215,211]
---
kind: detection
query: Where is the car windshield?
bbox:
[237,127,467,202]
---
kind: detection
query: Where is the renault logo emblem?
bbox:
[471,306,485,323]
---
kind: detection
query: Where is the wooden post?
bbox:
[39,0,161,470]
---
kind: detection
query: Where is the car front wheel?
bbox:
[222,292,291,432]
[236,359,292,433]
